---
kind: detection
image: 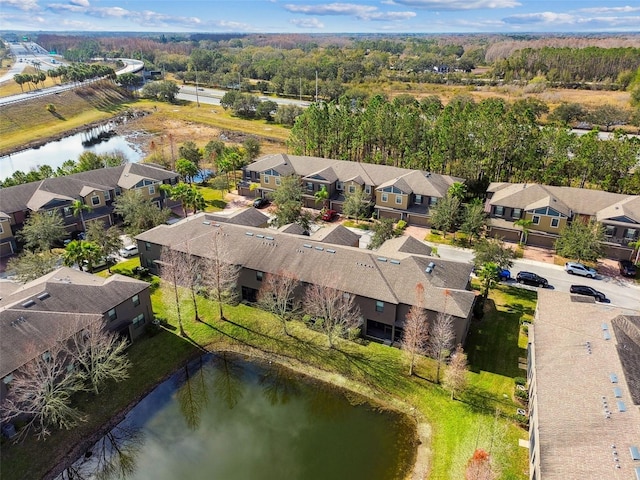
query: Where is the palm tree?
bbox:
[514,218,534,245]
[628,239,640,264]
[71,199,92,233]
[447,182,466,200]
[314,185,329,211]
[63,240,101,272]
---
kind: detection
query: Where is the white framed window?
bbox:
[512,208,522,219]
[132,294,140,307]
[256,271,264,281]
[375,301,384,313]
[336,181,343,191]
[91,196,100,206]
[148,185,155,195]
[364,185,371,194]
[415,195,422,204]
[145,242,151,251]
[395,195,402,205]
[63,207,73,217]
[429,197,438,206]
[133,313,145,328]
[275,177,281,186]
[532,215,540,225]
[625,228,637,239]
[108,308,117,321]
[495,206,504,217]
[42,351,51,362]
[348,185,356,194]
[381,193,388,202]
[3,374,13,385]
[0,223,4,234]
[104,190,111,201]
[115,187,122,196]
[264,175,270,184]
[306,182,313,191]
[550,218,559,228]
[604,225,615,237]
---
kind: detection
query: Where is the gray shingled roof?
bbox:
[247,154,460,198]
[204,208,269,227]
[137,213,475,318]
[310,224,360,246]
[376,235,433,257]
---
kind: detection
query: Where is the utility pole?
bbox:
[195,66,200,107]
[315,70,318,103]
[299,77,302,101]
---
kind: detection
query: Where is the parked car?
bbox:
[564,262,597,278]
[569,285,607,302]
[516,271,548,287]
[119,245,139,257]
[499,269,511,281]
[321,209,338,221]
[253,197,269,208]
[618,259,637,277]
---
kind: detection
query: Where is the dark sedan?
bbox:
[253,197,269,208]
[516,271,549,287]
[570,285,607,302]
[618,259,637,277]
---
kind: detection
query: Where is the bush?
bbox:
[514,376,527,386]
[515,414,529,427]
[514,388,529,401]
[395,219,407,231]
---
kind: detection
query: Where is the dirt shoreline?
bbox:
[44,342,431,480]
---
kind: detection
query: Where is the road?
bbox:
[177,85,311,108]
[429,243,640,311]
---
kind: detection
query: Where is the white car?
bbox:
[119,245,139,258]
[564,262,597,278]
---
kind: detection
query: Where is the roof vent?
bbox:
[390,259,400,265]
[245,232,254,236]
[602,323,609,331]
[630,446,640,461]
[610,373,618,383]
[617,401,626,412]
[303,244,312,248]
[265,236,274,240]
[604,331,611,341]
[37,292,50,300]
[21,300,35,308]
[315,246,324,251]
[202,221,210,225]
[377,257,387,262]
[326,249,336,253]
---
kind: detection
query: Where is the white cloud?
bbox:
[385,0,520,10]
[503,11,575,25]
[283,2,415,21]
[3,0,39,11]
[69,0,89,6]
[579,6,640,14]
[290,17,325,28]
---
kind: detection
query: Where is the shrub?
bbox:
[514,388,529,401]
[515,414,529,427]
[514,376,527,386]
[395,219,407,231]
[46,103,56,113]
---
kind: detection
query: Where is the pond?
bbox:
[0,126,144,180]
[60,354,415,480]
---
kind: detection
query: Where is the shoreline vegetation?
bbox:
[2,257,532,480]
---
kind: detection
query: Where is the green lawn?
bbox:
[2,279,532,480]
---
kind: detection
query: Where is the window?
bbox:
[132,294,140,307]
[381,193,388,202]
[348,185,356,194]
[550,218,559,228]
[532,215,540,225]
[256,271,264,281]
[336,181,343,191]
[91,196,100,206]
[604,225,615,237]
[375,301,384,312]
[42,351,51,362]
[104,190,111,201]
[275,177,281,186]
[494,206,504,217]
[429,197,438,206]
[115,187,122,196]
[107,308,117,321]
[145,242,151,251]
[264,175,270,184]
[512,208,522,219]
[3,374,13,385]
[63,206,72,217]
[395,195,403,205]
[148,185,155,195]
[306,182,313,191]
[625,228,637,240]
[364,185,371,194]
[415,195,422,205]
[132,313,145,328]
[0,223,3,234]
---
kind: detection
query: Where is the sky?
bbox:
[1,0,640,34]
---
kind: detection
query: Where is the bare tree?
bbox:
[400,283,429,376]
[66,319,131,395]
[465,448,497,480]
[203,228,240,321]
[0,343,85,440]
[444,344,468,400]
[158,246,188,337]
[426,311,455,384]
[257,269,301,335]
[303,280,361,348]
[181,240,205,322]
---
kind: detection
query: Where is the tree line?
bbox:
[288,94,640,194]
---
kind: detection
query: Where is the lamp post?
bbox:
[194,66,200,107]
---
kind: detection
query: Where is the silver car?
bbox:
[564,262,597,278]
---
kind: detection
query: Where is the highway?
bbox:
[177,85,311,108]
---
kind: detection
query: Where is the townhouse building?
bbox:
[485,182,640,259]
[239,154,462,226]
[0,267,153,400]
[0,163,179,257]
[136,212,476,347]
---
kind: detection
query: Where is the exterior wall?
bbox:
[406,213,430,227]
[528,325,540,480]
[103,287,153,340]
[375,191,409,210]
[487,226,521,243]
[523,212,567,235]
[85,190,108,209]
[376,209,402,222]
[526,232,556,249]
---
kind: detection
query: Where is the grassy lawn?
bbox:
[2,274,532,480]
[196,184,228,211]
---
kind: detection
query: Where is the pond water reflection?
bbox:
[1,129,143,180]
[61,354,415,480]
